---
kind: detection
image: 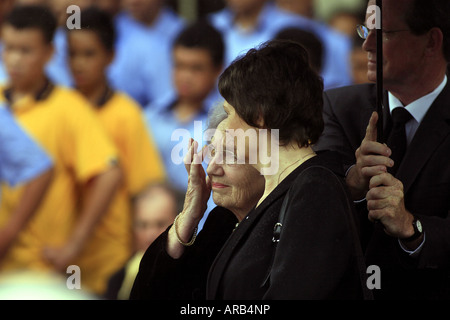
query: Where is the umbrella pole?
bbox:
[376,0,384,142]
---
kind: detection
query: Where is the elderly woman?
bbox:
[130,106,266,300]
[131,40,369,300]
[204,40,369,300]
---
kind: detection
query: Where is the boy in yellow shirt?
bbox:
[0,5,122,291]
[67,7,166,295]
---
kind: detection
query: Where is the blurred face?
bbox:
[173,46,221,103]
[2,25,53,90]
[206,123,265,219]
[133,189,177,252]
[122,0,162,23]
[363,0,430,89]
[68,30,113,90]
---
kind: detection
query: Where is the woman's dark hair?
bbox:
[218,39,324,147]
[173,19,225,68]
[5,5,57,44]
[78,7,116,52]
[275,27,324,73]
[405,0,450,62]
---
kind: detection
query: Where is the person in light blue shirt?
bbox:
[110,1,186,107]
[0,105,52,190]
[145,99,210,193]
[144,21,225,229]
[144,20,224,191]
[145,93,219,232]
[208,0,352,90]
[0,104,53,261]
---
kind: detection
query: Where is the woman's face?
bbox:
[206,123,265,220]
[220,101,279,176]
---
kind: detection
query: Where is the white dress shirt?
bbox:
[387,75,447,256]
[388,75,447,145]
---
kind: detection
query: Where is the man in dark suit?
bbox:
[314,0,450,299]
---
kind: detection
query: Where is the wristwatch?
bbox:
[402,216,423,242]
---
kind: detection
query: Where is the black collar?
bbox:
[3,78,55,104]
[95,85,115,108]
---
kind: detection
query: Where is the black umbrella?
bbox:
[376,0,384,142]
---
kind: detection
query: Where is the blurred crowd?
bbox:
[0,0,369,299]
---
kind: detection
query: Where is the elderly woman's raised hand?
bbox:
[183,138,211,220]
[166,139,211,259]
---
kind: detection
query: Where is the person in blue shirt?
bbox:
[110,0,186,107]
[208,0,352,90]
[145,20,224,193]
[145,20,224,196]
[0,104,53,262]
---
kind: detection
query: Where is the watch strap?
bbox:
[401,216,423,242]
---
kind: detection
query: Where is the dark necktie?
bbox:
[387,107,413,176]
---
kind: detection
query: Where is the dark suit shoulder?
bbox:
[324,83,376,114]
[325,83,376,99]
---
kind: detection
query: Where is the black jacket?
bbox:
[131,151,367,300]
[315,83,450,299]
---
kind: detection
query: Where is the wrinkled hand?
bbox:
[347,112,394,199]
[366,172,414,239]
[182,138,211,222]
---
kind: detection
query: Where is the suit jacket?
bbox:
[314,83,450,299]
[130,151,367,300]
[207,151,366,300]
